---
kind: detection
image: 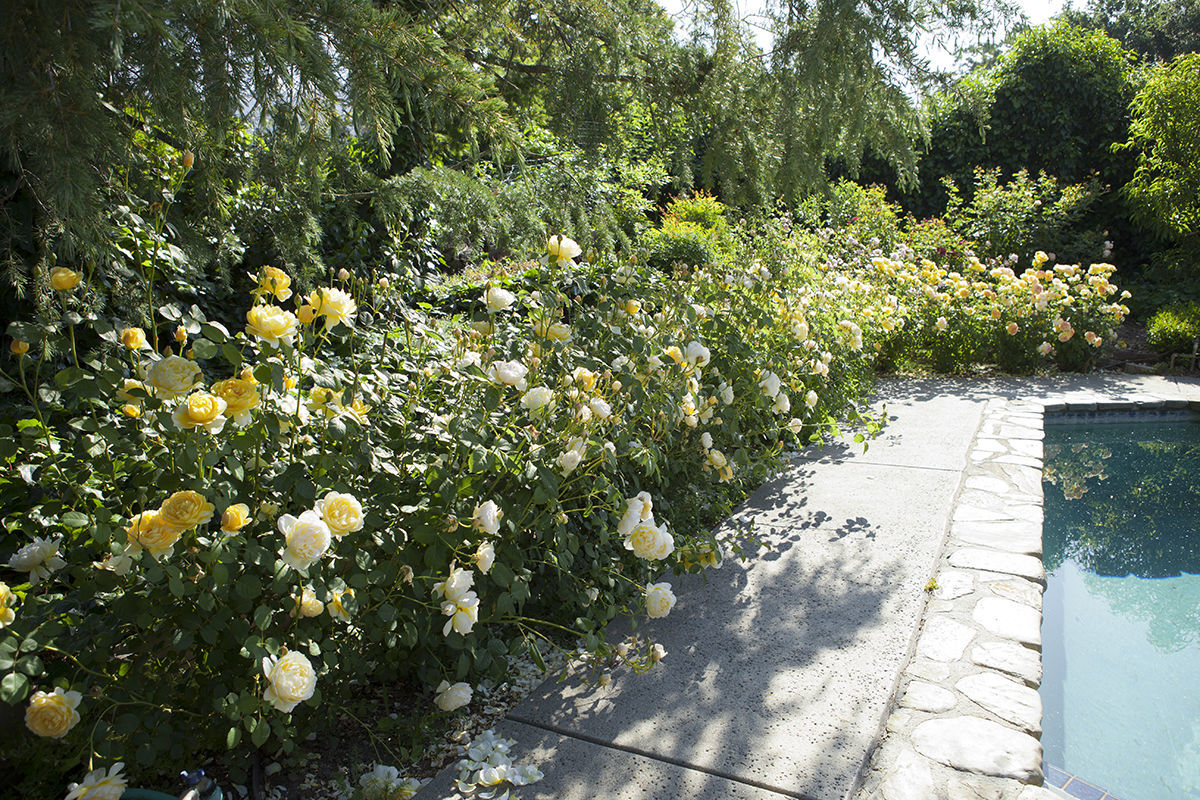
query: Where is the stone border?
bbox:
[858,391,1200,800]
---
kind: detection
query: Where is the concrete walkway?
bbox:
[416,374,1200,800]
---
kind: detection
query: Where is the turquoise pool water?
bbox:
[1041,419,1200,800]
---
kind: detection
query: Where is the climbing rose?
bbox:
[315,492,365,537]
[262,651,317,712]
[277,510,332,571]
[25,687,81,738]
[645,582,677,619]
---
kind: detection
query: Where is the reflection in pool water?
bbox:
[1041,420,1200,799]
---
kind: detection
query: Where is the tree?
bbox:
[1060,0,1200,63]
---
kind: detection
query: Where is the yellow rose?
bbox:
[292,586,324,618]
[144,355,202,399]
[10,339,29,355]
[120,328,147,350]
[0,581,16,628]
[309,287,357,329]
[262,651,317,712]
[171,392,228,434]
[239,366,259,385]
[159,490,215,533]
[125,510,182,558]
[253,266,293,302]
[571,367,597,391]
[50,267,81,291]
[546,234,581,265]
[245,305,299,347]
[296,304,316,325]
[328,588,354,622]
[315,492,364,537]
[121,404,141,418]
[212,378,261,426]
[25,687,82,738]
[220,503,251,533]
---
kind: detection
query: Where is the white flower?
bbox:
[310,287,357,328]
[262,651,317,712]
[434,680,472,711]
[485,286,516,313]
[328,587,354,622]
[475,541,496,574]
[719,381,735,405]
[788,417,804,435]
[442,591,480,635]
[805,389,819,409]
[473,500,502,535]
[277,511,332,571]
[773,392,791,414]
[935,316,949,332]
[522,386,554,411]
[314,492,365,537]
[684,341,711,367]
[558,447,583,476]
[433,566,475,603]
[457,351,482,371]
[617,493,654,535]
[486,359,529,389]
[707,448,727,469]
[700,432,713,449]
[651,643,667,662]
[588,397,612,419]
[65,763,127,800]
[546,235,582,266]
[144,355,202,399]
[9,537,66,585]
[645,582,677,618]
[759,371,781,398]
[293,586,325,618]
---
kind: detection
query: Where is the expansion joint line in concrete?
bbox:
[504,712,812,800]
[844,402,990,797]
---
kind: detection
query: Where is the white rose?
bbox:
[684,341,711,367]
[805,389,819,409]
[277,510,332,571]
[432,566,475,603]
[788,417,804,435]
[441,591,479,635]
[558,448,583,476]
[773,392,791,414]
[9,536,67,585]
[522,386,554,411]
[434,680,472,712]
[485,286,516,313]
[310,287,357,328]
[588,397,612,419]
[473,500,502,535]
[617,496,645,535]
[645,582,677,619]
[625,520,674,561]
[314,492,365,537]
[720,382,735,405]
[546,235,582,266]
[262,651,317,712]
[759,371,781,398]
[700,432,713,449]
[457,351,482,371]
[707,448,727,469]
[474,541,495,574]
[486,359,529,388]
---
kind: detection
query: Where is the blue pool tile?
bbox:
[1063,778,1106,800]
[1044,764,1072,788]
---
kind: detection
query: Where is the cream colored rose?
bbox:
[25,686,81,738]
[589,398,612,419]
[522,386,554,411]
[645,582,677,619]
[309,287,357,328]
[758,371,781,398]
[50,267,81,291]
[328,588,354,622]
[545,322,571,342]
[212,378,261,426]
[221,503,251,533]
[315,492,365,537]
[474,541,495,574]
[0,581,15,628]
[472,500,502,536]
[125,510,182,559]
[120,328,147,350]
[277,510,332,570]
[246,305,299,347]
[432,566,475,603]
[172,392,228,433]
[485,359,528,389]
[625,520,674,561]
[773,392,790,414]
[144,356,201,399]
[684,341,711,367]
[805,390,819,409]
[65,763,127,800]
[293,586,324,618]
[485,286,516,313]
[434,680,472,711]
[159,490,215,533]
[707,448,727,469]
[262,651,317,712]
[9,536,67,584]
[571,366,596,391]
[546,235,581,266]
[441,591,479,635]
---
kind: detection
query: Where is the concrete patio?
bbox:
[415,374,1200,800]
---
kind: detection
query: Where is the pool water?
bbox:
[1041,420,1200,800]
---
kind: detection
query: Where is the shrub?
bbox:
[641,218,724,270]
[1147,302,1200,354]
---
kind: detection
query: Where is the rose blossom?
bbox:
[262,651,317,712]
[645,582,677,619]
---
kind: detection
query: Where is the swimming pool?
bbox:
[1041,416,1200,800]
